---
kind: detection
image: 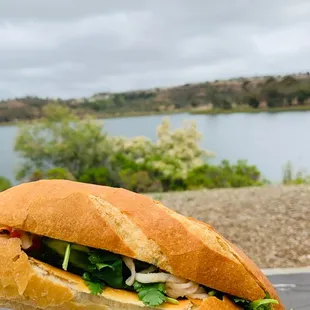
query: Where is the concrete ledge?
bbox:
[262,266,310,275]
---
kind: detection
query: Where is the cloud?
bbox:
[0,0,309,98]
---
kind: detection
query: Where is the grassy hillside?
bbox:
[1,72,310,123]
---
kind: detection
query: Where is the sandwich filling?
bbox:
[0,226,279,309]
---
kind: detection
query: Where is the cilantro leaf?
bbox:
[96,263,115,271]
[91,259,125,288]
[133,281,178,307]
[133,281,143,291]
[138,287,167,307]
[82,273,105,295]
[84,280,105,295]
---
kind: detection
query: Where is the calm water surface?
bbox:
[1,112,310,184]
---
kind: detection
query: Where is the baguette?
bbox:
[0,180,283,309]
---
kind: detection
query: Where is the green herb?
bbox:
[96,263,115,271]
[91,259,125,289]
[82,273,105,295]
[133,281,178,307]
[233,297,248,304]
[204,287,224,300]
[62,243,71,271]
[232,295,279,310]
[208,290,217,296]
[248,299,279,310]
[43,237,125,291]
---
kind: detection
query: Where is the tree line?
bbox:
[1,74,310,123]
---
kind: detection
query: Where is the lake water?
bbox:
[1,111,310,184]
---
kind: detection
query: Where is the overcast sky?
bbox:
[0,0,309,99]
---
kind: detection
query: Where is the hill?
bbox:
[1,72,310,123]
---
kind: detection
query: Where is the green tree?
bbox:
[248,96,259,108]
[78,167,115,186]
[0,176,12,192]
[46,167,75,180]
[265,89,284,107]
[14,103,110,181]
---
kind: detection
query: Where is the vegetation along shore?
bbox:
[1,102,309,193]
[1,72,310,123]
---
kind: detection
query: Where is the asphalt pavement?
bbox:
[266,270,310,310]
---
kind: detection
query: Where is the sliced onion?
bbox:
[140,265,157,274]
[20,233,33,250]
[135,272,186,283]
[166,281,197,290]
[122,256,136,286]
[167,282,198,296]
[186,293,208,300]
[192,286,207,294]
[135,272,170,283]
[165,281,202,298]
[187,286,208,299]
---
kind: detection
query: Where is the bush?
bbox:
[186,160,267,190]
[78,167,115,186]
[27,168,75,182]
[0,176,12,192]
[14,105,268,193]
[282,161,310,185]
[46,168,75,180]
[119,170,163,193]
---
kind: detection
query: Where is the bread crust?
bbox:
[0,180,283,309]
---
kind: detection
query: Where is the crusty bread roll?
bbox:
[0,180,283,309]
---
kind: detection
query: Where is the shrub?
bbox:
[119,170,163,193]
[0,176,12,192]
[14,105,268,193]
[78,167,115,186]
[27,168,75,182]
[186,160,267,190]
[282,161,310,185]
[46,168,75,180]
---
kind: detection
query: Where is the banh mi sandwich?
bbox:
[0,180,283,310]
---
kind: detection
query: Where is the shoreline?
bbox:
[1,105,310,126]
[191,105,310,115]
[0,109,190,127]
